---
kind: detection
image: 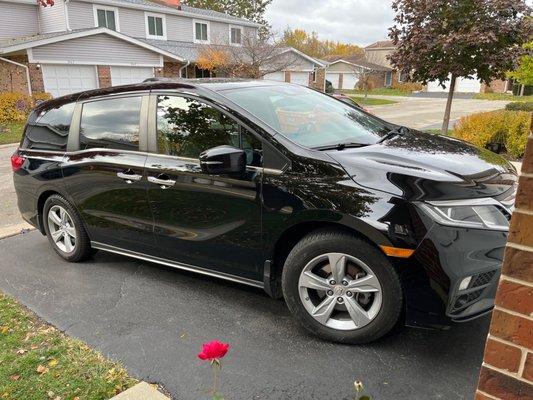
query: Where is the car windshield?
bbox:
[221,84,392,148]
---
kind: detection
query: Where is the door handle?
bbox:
[117,171,142,184]
[148,175,176,189]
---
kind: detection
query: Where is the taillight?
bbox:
[11,152,25,171]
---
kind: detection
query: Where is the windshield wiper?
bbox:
[314,142,370,151]
[377,126,410,144]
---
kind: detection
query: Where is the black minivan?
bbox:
[12,79,517,343]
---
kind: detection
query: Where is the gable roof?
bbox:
[365,40,396,49]
[74,0,261,27]
[0,27,185,62]
[325,55,391,71]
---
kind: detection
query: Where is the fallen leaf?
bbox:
[30,345,39,350]
[48,359,58,367]
[9,375,20,381]
[16,349,26,355]
[47,391,54,398]
[0,326,8,335]
[36,365,49,374]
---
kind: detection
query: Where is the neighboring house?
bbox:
[323,55,392,90]
[262,47,327,91]
[0,0,322,97]
[364,39,513,94]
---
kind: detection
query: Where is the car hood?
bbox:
[326,130,517,201]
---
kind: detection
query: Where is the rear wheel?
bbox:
[282,230,403,344]
[43,195,93,262]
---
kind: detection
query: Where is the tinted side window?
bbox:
[80,97,141,150]
[156,95,240,158]
[23,103,75,150]
[241,129,262,167]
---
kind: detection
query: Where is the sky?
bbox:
[264,0,396,47]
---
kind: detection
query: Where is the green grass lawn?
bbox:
[349,96,398,106]
[425,128,453,136]
[473,93,533,102]
[342,88,412,96]
[0,292,137,400]
[0,122,24,145]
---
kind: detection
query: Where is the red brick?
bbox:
[515,176,533,211]
[484,338,523,373]
[155,62,182,78]
[495,280,533,317]
[502,247,533,284]
[524,352,533,382]
[489,309,533,348]
[508,213,533,248]
[97,66,111,88]
[478,366,533,399]
[475,391,496,400]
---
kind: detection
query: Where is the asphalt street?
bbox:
[0,231,490,399]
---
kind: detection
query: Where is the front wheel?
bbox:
[282,230,403,344]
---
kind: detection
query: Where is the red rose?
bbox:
[198,340,230,361]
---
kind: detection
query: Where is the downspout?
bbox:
[64,0,71,31]
[0,57,32,96]
[179,60,190,78]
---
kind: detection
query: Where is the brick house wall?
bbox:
[481,79,509,94]
[476,122,533,399]
[96,66,111,88]
[0,55,44,94]
[155,62,183,78]
[308,67,326,91]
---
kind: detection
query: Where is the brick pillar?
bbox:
[338,73,343,90]
[28,63,44,93]
[475,120,533,399]
[97,66,111,88]
[309,67,326,92]
[284,71,290,83]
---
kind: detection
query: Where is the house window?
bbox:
[385,72,392,87]
[230,26,242,45]
[195,66,211,78]
[146,13,166,39]
[94,6,119,31]
[194,20,209,42]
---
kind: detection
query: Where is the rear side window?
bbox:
[80,97,141,150]
[156,95,241,158]
[23,102,75,150]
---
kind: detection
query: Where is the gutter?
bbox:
[179,60,191,78]
[64,0,71,31]
[0,57,32,96]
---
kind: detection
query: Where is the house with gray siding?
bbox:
[0,0,325,97]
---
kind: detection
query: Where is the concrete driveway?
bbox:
[367,96,509,130]
[0,231,489,400]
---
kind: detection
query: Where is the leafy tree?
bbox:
[279,28,363,59]
[507,41,533,93]
[196,31,299,78]
[389,0,531,134]
[183,0,272,36]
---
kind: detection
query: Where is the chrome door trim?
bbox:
[91,241,265,289]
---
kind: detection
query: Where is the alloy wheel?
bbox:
[298,252,382,330]
[47,205,77,254]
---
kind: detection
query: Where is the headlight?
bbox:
[418,198,510,231]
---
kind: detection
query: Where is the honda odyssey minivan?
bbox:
[12,79,517,343]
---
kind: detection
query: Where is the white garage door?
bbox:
[326,73,340,89]
[290,72,310,86]
[263,71,285,82]
[427,75,482,93]
[42,65,98,98]
[341,73,359,90]
[110,66,154,86]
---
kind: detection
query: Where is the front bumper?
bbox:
[403,215,506,327]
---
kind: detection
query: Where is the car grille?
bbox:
[470,270,497,288]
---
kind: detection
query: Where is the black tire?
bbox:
[282,230,403,344]
[42,194,93,262]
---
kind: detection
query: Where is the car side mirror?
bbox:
[199,145,246,175]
